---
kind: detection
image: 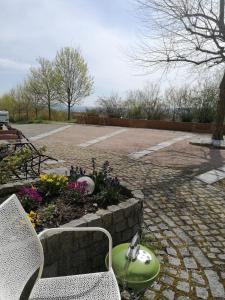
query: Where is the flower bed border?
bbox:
[0,180,144,277]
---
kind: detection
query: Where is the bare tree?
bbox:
[135,0,225,139]
[30,58,59,120]
[98,93,123,117]
[165,85,194,121]
[23,79,45,119]
[125,84,165,120]
[55,47,94,120]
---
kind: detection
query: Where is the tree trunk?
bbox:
[35,108,38,119]
[212,70,225,140]
[48,103,51,120]
[68,102,71,120]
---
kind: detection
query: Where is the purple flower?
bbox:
[18,186,43,203]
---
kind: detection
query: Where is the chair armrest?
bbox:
[37,227,113,280]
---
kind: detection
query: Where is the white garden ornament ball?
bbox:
[77,176,95,195]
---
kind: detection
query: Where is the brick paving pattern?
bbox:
[24,124,225,299]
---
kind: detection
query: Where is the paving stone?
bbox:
[144,289,156,299]
[162,289,175,300]
[191,272,205,285]
[166,247,177,257]
[152,282,161,291]
[196,287,208,299]
[178,270,189,280]
[177,281,190,293]
[173,228,193,244]
[205,269,225,298]
[184,257,197,269]
[196,169,225,184]
[218,254,225,260]
[179,248,190,257]
[166,267,177,276]
[168,256,181,266]
[161,275,174,286]
[189,247,212,268]
[171,238,183,246]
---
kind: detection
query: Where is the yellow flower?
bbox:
[27,211,37,228]
[47,178,53,183]
[40,174,47,181]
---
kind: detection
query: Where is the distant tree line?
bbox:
[97,76,219,123]
[0,47,93,122]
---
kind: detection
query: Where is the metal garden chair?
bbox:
[0,194,121,300]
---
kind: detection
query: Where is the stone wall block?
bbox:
[115,220,128,233]
[118,201,134,217]
[40,194,142,276]
[121,228,134,242]
[96,209,112,227]
[107,205,124,222]
[83,213,102,227]
[132,190,144,199]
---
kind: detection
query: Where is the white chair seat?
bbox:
[29,270,121,300]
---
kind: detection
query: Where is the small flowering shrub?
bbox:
[67,181,88,194]
[39,174,68,196]
[61,180,88,205]
[18,186,42,211]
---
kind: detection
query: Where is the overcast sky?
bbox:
[0,0,192,106]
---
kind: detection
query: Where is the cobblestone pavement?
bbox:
[32,125,225,300]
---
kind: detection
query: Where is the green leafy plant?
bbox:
[0,147,33,184]
[36,203,58,229]
[92,185,121,208]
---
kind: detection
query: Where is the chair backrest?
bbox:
[0,194,44,300]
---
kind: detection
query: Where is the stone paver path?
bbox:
[17,124,225,299]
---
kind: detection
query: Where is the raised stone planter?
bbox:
[40,186,144,278]
[0,179,144,277]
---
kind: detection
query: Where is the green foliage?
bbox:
[0,146,33,184]
[36,204,58,228]
[180,110,194,122]
[92,185,121,208]
[0,47,94,122]
[55,47,94,120]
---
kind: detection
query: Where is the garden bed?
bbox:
[0,158,134,232]
[11,159,131,232]
[1,159,144,277]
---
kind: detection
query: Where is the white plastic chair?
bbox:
[0,194,121,300]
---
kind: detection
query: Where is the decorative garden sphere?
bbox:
[77,176,95,195]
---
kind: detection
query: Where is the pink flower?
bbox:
[67,181,87,194]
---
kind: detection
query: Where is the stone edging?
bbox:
[0,179,39,200]
[41,185,144,277]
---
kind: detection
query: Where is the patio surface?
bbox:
[13,123,225,299]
